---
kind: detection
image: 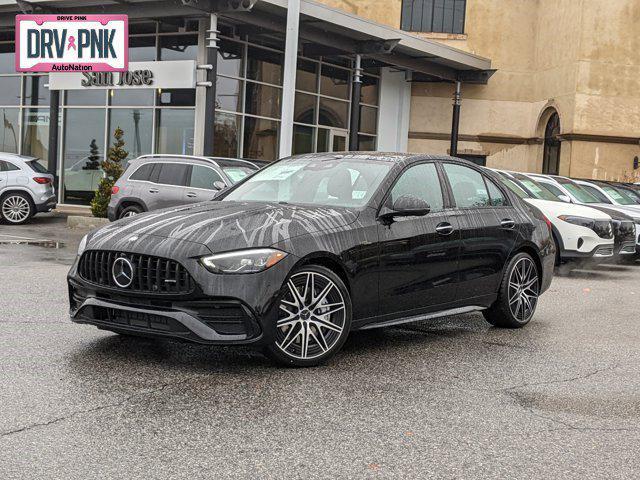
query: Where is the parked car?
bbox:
[107,155,260,220]
[69,153,555,367]
[0,153,56,225]
[494,170,617,262]
[530,174,640,255]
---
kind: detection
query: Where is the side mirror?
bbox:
[557,194,572,203]
[212,180,226,191]
[379,194,430,223]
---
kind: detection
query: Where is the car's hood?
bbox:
[523,198,612,220]
[592,203,640,222]
[88,201,359,252]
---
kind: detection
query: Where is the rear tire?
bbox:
[263,265,352,367]
[483,252,540,328]
[118,205,143,219]
[0,192,34,225]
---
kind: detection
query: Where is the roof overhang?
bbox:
[0,0,494,84]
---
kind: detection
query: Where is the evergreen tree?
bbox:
[83,138,100,170]
[90,127,128,217]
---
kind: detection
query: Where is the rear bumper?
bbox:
[107,205,117,222]
[35,195,57,213]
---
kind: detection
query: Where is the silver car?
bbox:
[107,155,260,221]
[0,153,57,225]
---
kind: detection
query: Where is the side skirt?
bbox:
[357,305,486,331]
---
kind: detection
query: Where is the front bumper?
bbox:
[561,243,615,259]
[67,247,299,346]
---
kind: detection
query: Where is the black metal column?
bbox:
[202,14,219,156]
[449,81,461,156]
[348,54,362,151]
[47,89,60,189]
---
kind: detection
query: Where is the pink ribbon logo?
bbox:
[67,35,77,51]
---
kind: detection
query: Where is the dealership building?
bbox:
[0,0,492,207]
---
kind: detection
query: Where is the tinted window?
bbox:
[189,165,223,190]
[540,181,566,199]
[389,163,444,211]
[580,184,610,203]
[443,163,490,208]
[2,161,20,171]
[129,163,154,181]
[26,160,46,173]
[486,178,507,206]
[157,163,189,186]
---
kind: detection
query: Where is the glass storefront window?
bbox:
[157,89,196,106]
[24,76,50,106]
[63,109,106,205]
[320,65,350,100]
[214,112,241,158]
[216,77,243,112]
[66,89,106,106]
[160,34,198,61]
[0,77,21,105]
[21,108,50,165]
[129,36,157,62]
[246,46,283,85]
[0,108,19,153]
[243,117,278,160]
[156,109,194,155]
[218,39,244,78]
[319,98,349,129]
[0,43,15,74]
[244,82,281,119]
[359,105,378,135]
[293,125,314,154]
[358,135,376,151]
[296,59,317,92]
[110,89,155,106]
[108,108,153,161]
[360,76,379,105]
[294,92,316,124]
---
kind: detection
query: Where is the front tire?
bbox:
[264,265,352,367]
[0,192,34,225]
[483,252,540,328]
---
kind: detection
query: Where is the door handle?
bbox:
[149,188,159,193]
[435,222,455,236]
[501,218,516,229]
[186,192,197,198]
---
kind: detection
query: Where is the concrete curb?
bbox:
[67,215,110,230]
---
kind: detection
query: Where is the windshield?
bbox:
[222,166,256,184]
[500,177,529,199]
[222,156,392,208]
[513,175,559,201]
[601,185,636,205]
[557,179,600,203]
[579,184,611,203]
[619,186,640,203]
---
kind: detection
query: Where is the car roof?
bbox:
[289,152,479,165]
[132,154,259,169]
[0,153,37,163]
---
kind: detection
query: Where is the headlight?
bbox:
[200,248,288,274]
[77,234,88,256]
[557,215,595,230]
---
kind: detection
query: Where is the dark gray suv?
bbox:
[107,155,259,221]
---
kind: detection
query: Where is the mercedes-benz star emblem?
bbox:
[112,257,135,288]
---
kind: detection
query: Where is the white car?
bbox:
[529,174,640,254]
[494,170,615,261]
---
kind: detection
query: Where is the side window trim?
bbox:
[376,160,448,216]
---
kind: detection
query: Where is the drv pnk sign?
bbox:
[16,15,128,72]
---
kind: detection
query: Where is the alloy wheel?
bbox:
[276,271,347,360]
[508,257,539,322]
[2,195,31,223]
[122,211,137,218]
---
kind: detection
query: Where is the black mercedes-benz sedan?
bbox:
[68,153,555,367]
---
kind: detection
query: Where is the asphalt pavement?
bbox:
[0,216,639,479]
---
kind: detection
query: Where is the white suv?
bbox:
[0,153,56,225]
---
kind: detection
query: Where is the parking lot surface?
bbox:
[1,219,639,479]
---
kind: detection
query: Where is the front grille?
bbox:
[79,250,195,294]
[613,220,635,241]
[593,220,613,239]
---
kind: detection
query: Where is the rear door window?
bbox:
[443,163,490,208]
[188,165,224,190]
[158,163,189,186]
[2,161,20,172]
[129,163,154,181]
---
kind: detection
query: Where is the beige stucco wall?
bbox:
[317,0,640,179]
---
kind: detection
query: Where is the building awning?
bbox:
[0,0,494,83]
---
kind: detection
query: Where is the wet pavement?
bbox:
[0,217,639,479]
